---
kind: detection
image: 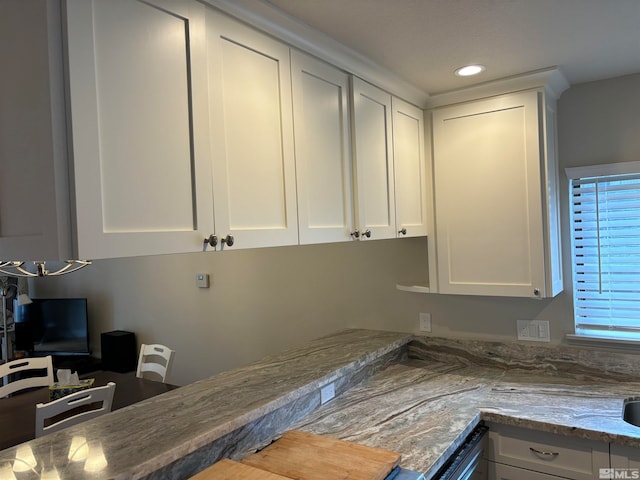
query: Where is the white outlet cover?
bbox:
[419,312,432,332]
[320,382,335,404]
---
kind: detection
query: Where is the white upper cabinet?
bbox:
[291,52,354,245]
[0,0,429,261]
[65,0,214,259]
[206,9,298,250]
[431,89,562,298]
[392,98,428,238]
[0,1,72,261]
[351,78,396,240]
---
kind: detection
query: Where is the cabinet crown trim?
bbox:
[200,0,429,107]
[426,66,570,109]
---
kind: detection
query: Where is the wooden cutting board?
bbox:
[241,430,401,480]
[189,458,293,479]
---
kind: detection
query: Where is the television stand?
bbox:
[52,355,102,375]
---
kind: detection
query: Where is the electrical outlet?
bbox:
[517,320,550,342]
[419,312,432,332]
[320,382,335,404]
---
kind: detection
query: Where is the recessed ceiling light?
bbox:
[454,64,486,77]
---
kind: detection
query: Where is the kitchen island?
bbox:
[0,329,410,479]
[1,329,640,479]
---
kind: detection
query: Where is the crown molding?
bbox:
[200,0,430,108]
[425,67,570,109]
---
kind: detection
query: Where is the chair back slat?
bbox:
[136,344,174,383]
[0,356,54,398]
[35,382,116,437]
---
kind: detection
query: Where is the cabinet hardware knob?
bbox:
[398,228,407,235]
[529,447,559,457]
[221,234,234,247]
[204,234,218,248]
[350,230,361,239]
[362,229,371,238]
[533,288,541,297]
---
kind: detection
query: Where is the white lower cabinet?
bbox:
[610,444,640,470]
[489,461,569,479]
[486,423,610,480]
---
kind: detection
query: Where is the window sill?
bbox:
[565,333,640,349]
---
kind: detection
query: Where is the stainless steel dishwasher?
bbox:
[429,424,489,480]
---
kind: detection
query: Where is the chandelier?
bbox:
[0,260,92,277]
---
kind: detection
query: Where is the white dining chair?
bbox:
[0,356,54,398]
[136,344,174,383]
[35,382,116,437]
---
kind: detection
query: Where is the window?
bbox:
[567,161,640,341]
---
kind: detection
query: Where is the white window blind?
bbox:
[568,162,640,340]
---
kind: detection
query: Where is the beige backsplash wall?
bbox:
[366,72,640,344]
[30,238,430,385]
[31,73,640,385]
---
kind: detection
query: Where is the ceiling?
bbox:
[264,0,640,96]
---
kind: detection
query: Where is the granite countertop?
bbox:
[292,339,640,477]
[1,329,640,480]
[0,329,411,480]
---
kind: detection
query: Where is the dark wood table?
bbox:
[0,371,178,451]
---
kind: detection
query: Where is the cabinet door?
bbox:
[392,98,428,238]
[489,462,567,479]
[610,444,640,469]
[487,422,609,480]
[206,9,298,249]
[351,77,396,240]
[291,52,353,244]
[66,0,213,259]
[542,98,563,297]
[0,1,72,261]
[431,90,547,297]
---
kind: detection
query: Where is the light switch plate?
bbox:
[517,320,550,342]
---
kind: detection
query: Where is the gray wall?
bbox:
[363,72,640,344]
[31,238,429,385]
[365,73,640,343]
[32,73,640,385]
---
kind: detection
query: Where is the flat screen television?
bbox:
[13,298,90,356]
